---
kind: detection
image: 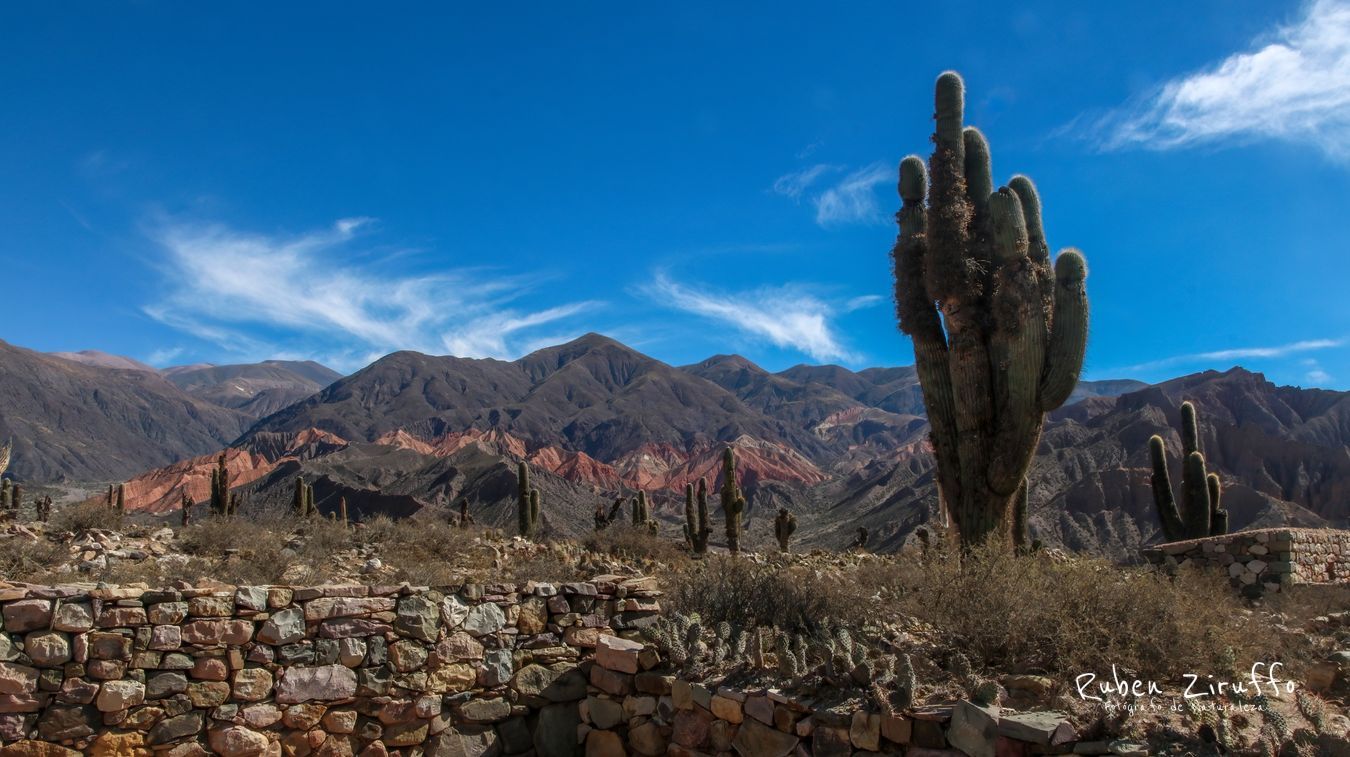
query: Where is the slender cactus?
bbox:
[721,447,746,553]
[774,508,797,552]
[891,72,1088,550]
[209,452,230,517]
[339,496,349,527]
[684,479,711,554]
[1149,401,1228,541]
[181,492,193,527]
[114,483,124,516]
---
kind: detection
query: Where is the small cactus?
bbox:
[775,632,800,678]
[516,462,541,538]
[721,447,747,553]
[894,653,917,710]
[774,508,797,552]
[1149,401,1228,541]
[683,479,711,555]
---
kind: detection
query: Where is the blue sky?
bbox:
[2,1,1348,389]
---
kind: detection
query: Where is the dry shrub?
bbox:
[352,515,497,585]
[50,500,125,534]
[0,535,65,581]
[875,542,1272,680]
[665,555,862,635]
[584,525,688,566]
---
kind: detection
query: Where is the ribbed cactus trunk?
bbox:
[774,508,797,552]
[721,447,746,553]
[892,72,1089,551]
[181,493,192,527]
[684,479,711,555]
[339,497,349,527]
[1149,401,1228,541]
[115,484,125,516]
[210,452,230,517]
[516,462,540,538]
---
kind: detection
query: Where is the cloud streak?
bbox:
[1089,0,1350,158]
[1122,337,1345,372]
[643,271,859,362]
[146,217,599,369]
[771,162,892,226]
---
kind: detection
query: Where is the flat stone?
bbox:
[235,587,268,612]
[256,607,305,645]
[733,716,799,757]
[459,696,512,723]
[850,710,881,750]
[37,705,99,740]
[51,603,94,633]
[948,699,1000,757]
[180,619,253,645]
[4,600,53,633]
[710,694,743,723]
[146,672,189,699]
[24,631,71,666]
[997,710,1075,745]
[595,634,643,674]
[462,602,506,636]
[95,680,146,712]
[232,668,274,702]
[534,701,581,757]
[208,724,270,756]
[393,594,441,641]
[426,724,499,757]
[0,663,39,695]
[275,664,357,703]
[147,711,205,745]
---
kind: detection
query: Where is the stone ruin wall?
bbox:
[0,573,1096,756]
[1141,527,1350,595]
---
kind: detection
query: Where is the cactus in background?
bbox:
[339,496,349,527]
[852,527,869,552]
[293,476,308,517]
[105,484,113,509]
[0,439,9,478]
[2,479,11,514]
[774,508,797,552]
[891,72,1089,550]
[10,484,21,517]
[180,492,193,527]
[458,498,474,528]
[37,495,51,523]
[683,479,711,554]
[115,483,124,516]
[209,452,231,517]
[515,462,542,537]
[632,490,649,526]
[1149,400,1228,541]
[721,446,746,553]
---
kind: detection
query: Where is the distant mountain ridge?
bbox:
[14,334,1346,557]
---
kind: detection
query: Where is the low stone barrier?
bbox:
[0,574,659,755]
[1141,527,1350,596]
[0,573,1114,756]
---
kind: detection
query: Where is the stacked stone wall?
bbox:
[1141,528,1350,595]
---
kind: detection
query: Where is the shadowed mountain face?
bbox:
[1,340,252,481]
[12,335,1345,557]
[162,360,342,418]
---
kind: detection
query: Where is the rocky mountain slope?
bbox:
[11,335,1346,557]
[161,360,341,418]
[0,340,252,482]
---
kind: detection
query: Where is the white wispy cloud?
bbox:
[643,271,859,363]
[145,217,599,370]
[771,162,892,226]
[813,163,892,226]
[1302,358,1334,384]
[1122,337,1345,372]
[1090,0,1350,158]
[771,164,838,199]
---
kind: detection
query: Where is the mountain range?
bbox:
[2,334,1346,557]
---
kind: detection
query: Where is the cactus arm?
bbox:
[1180,401,1201,458]
[894,154,963,525]
[1038,250,1088,410]
[987,187,1048,495]
[0,439,10,477]
[1208,473,1228,535]
[1181,451,1212,539]
[1149,435,1185,541]
[1007,175,1055,318]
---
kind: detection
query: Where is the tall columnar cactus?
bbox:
[774,508,797,552]
[632,491,649,526]
[294,476,308,517]
[10,484,21,516]
[209,452,231,517]
[458,498,474,528]
[892,72,1089,550]
[115,483,125,516]
[0,439,9,479]
[721,446,746,553]
[683,479,711,554]
[515,461,537,537]
[1149,401,1228,541]
[181,492,193,527]
[1,479,10,514]
[339,496,349,527]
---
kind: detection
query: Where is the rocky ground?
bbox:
[0,508,1347,754]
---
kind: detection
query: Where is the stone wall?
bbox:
[0,574,659,756]
[0,574,1129,756]
[1141,527,1350,595]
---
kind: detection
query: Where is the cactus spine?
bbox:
[1149,401,1228,541]
[891,72,1089,550]
[774,508,797,552]
[721,446,746,553]
[683,479,711,554]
